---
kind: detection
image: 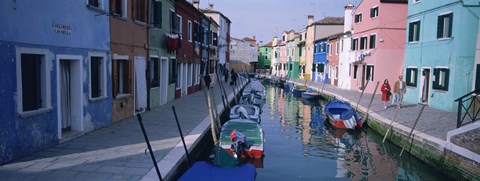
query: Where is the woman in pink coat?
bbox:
[380,79,391,109]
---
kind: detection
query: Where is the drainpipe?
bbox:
[146,0,151,111]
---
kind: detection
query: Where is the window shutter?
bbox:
[416,22,420,41]
[408,23,414,42]
[437,16,444,39]
[444,69,450,91]
[370,8,374,18]
[112,60,118,97]
[124,61,131,93]
[312,63,316,71]
[433,69,439,89]
[448,14,453,38]
[406,68,412,85]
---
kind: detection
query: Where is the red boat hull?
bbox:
[327,117,364,130]
[225,149,263,158]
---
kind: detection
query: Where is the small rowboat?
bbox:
[324,98,364,129]
[219,119,264,159]
[230,104,261,123]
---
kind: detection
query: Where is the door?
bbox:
[58,56,83,139]
[420,68,430,104]
[160,58,169,105]
[134,56,147,113]
[475,64,480,90]
[182,63,188,96]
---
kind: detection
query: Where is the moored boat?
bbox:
[219,119,264,159]
[230,104,261,123]
[243,80,266,98]
[301,88,323,100]
[292,85,307,97]
[178,161,257,181]
[323,98,364,129]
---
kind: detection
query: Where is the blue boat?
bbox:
[178,161,257,181]
[323,98,364,130]
[292,85,307,97]
[283,82,294,92]
[301,88,323,100]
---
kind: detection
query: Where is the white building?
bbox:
[230,37,258,70]
[338,3,356,90]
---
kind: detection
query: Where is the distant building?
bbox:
[286,31,300,79]
[230,37,258,72]
[259,42,273,71]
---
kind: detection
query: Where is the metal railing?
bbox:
[454,89,480,128]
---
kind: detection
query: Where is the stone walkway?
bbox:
[0,77,246,181]
[290,79,480,156]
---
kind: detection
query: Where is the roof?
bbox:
[262,42,273,47]
[243,37,255,41]
[313,17,344,25]
[200,9,232,23]
[380,0,408,3]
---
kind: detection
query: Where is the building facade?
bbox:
[0,0,111,164]
[313,38,329,83]
[403,0,480,111]
[259,42,273,71]
[338,4,356,90]
[328,34,341,86]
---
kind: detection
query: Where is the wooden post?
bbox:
[356,80,370,111]
[363,81,380,122]
[383,107,401,143]
[215,70,229,110]
[210,88,222,129]
[231,78,238,105]
[201,77,218,144]
[400,105,426,156]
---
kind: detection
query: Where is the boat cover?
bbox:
[178,161,257,181]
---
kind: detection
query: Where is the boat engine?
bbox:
[229,129,251,158]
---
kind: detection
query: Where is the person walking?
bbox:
[224,67,229,83]
[393,75,407,109]
[381,79,391,109]
[204,74,211,90]
[230,69,237,86]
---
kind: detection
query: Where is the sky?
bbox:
[195,0,360,45]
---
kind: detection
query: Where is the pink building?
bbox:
[350,0,407,93]
[279,31,291,77]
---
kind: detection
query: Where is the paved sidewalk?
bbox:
[0,77,245,181]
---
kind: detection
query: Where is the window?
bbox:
[328,44,332,55]
[352,38,358,50]
[283,63,286,70]
[355,13,362,23]
[289,63,293,71]
[134,0,147,23]
[177,15,182,39]
[369,34,376,49]
[90,55,107,99]
[213,32,218,46]
[188,64,193,86]
[299,47,302,56]
[406,68,418,87]
[170,10,177,34]
[433,68,449,91]
[88,0,102,9]
[360,37,367,50]
[111,0,127,17]
[176,63,181,88]
[18,53,50,112]
[188,21,192,42]
[317,64,325,73]
[300,34,303,41]
[408,21,420,42]
[437,13,453,39]
[151,0,161,27]
[336,42,339,55]
[170,59,176,84]
[366,65,374,81]
[113,59,131,97]
[370,6,378,18]
[150,57,159,88]
[353,65,358,79]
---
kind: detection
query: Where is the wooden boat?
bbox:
[243,80,266,98]
[239,94,264,110]
[301,88,323,100]
[292,85,307,97]
[323,98,364,129]
[178,161,257,181]
[219,119,264,159]
[230,104,261,123]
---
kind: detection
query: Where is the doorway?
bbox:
[420,68,430,104]
[57,56,83,140]
[134,56,147,113]
[160,57,169,105]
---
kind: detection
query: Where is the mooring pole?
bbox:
[363,81,380,122]
[320,81,326,94]
[400,105,426,156]
[382,107,401,143]
[171,106,191,167]
[201,77,218,144]
[210,88,222,129]
[215,69,229,110]
[136,114,163,181]
[356,80,370,111]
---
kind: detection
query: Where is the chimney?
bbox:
[272,36,278,46]
[307,15,314,26]
[193,0,200,9]
[344,3,354,33]
[208,4,214,10]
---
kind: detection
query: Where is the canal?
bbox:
[192,82,453,181]
[256,83,452,181]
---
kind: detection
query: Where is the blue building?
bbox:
[313,38,329,83]
[0,0,111,164]
[403,0,480,112]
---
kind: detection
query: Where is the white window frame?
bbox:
[115,58,130,97]
[16,47,52,117]
[336,42,339,55]
[177,14,182,39]
[409,20,421,43]
[370,6,379,18]
[88,52,108,100]
[187,63,193,86]
[355,13,362,23]
[369,33,377,49]
[438,12,453,39]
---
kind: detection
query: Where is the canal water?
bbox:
[252,83,452,181]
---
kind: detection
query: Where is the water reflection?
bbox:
[257,83,451,181]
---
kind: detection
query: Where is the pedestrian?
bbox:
[230,69,237,86]
[224,67,229,83]
[204,74,211,90]
[381,79,391,109]
[393,75,407,109]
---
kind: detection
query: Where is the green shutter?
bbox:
[408,23,414,42]
[437,16,444,39]
[416,22,421,41]
[433,69,439,89]
[448,14,453,38]
[413,69,418,87]
[444,69,450,91]
[406,69,412,86]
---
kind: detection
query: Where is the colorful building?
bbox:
[0,0,111,164]
[271,36,280,76]
[350,0,407,94]
[327,33,342,86]
[313,38,329,83]
[286,31,300,79]
[305,15,315,80]
[403,0,480,112]
[297,29,307,79]
[259,42,273,70]
[338,4,356,90]
[279,32,288,77]
[312,17,344,82]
